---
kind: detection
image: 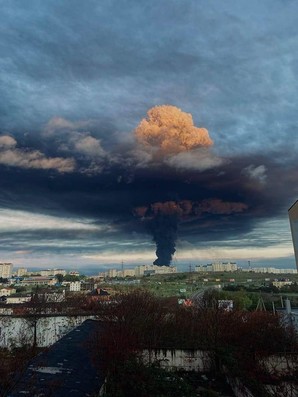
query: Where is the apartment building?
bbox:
[69,281,81,292]
[40,269,67,277]
[195,262,238,273]
[289,200,298,270]
[99,264,177,278]
[16,267,27,277]
[0,263,13,278]
[135,264,177,277]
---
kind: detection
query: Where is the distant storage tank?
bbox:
[288,200,298,270]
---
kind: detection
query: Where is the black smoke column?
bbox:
[150,212,178,266]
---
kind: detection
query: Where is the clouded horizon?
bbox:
[0,0,297,270]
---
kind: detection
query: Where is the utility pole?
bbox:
[121,260,124,278]
[188,264,193,285]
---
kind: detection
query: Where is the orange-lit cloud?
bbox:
[135,199,248,220]
[135,105,213,157]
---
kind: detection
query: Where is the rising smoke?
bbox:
[1,105,290,268]
[134,106,236,266]
[135,199,248,266]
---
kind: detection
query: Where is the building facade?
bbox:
[195,262,238,273]
[289,200,298,270]
[135,265,177,277]
[16,267,27,277]
[40,269,67,277]
[99,264,177,278]
[69,281,81,292]
[19,276,56,286]
[0,263,13,279]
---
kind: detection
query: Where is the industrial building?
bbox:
[288,200,298,270]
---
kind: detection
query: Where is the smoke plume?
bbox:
[135,199,248,266]
[134,105,211,265]
[135,105,213,157]
[1,106,293,268]
[135,105,227,265]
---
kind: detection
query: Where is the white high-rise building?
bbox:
[0,263,13,279]
[289,200,298,270]
[195,262,238,273]
[16,267,27,277]
[40,269,67,277]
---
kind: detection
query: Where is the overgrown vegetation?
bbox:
[102,357,198,397]
[88,289,298,396]
[1,285,297,396]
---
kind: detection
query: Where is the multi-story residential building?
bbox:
[121,269,136,277]
[249,267,297,274]
[289,200,298,270]
[107,268,118,278]
[40,270,51,276]
[40,269,67,277]
[99,264,177,278]
[16,267,27,277]
[69,281,81,292]
[195,262,238,273]
[135,264,177,277]
[0,263,13,278]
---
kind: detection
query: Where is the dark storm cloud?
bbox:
[0,127,297,264]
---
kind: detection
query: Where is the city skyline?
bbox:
[0,1,298,269]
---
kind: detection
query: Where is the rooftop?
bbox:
[8,319,104,397]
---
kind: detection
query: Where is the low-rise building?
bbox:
[5,294,31,304]
[249,267,297,274]
[20,276,56,286]
[69,271,80,277]
[0,287,16,296]
[34,290,66,302]
[272,280,293,289]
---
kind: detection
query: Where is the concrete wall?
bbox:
[0,315,93,348]
[143,349,211,372]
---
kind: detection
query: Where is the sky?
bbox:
[0,0,298,271]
